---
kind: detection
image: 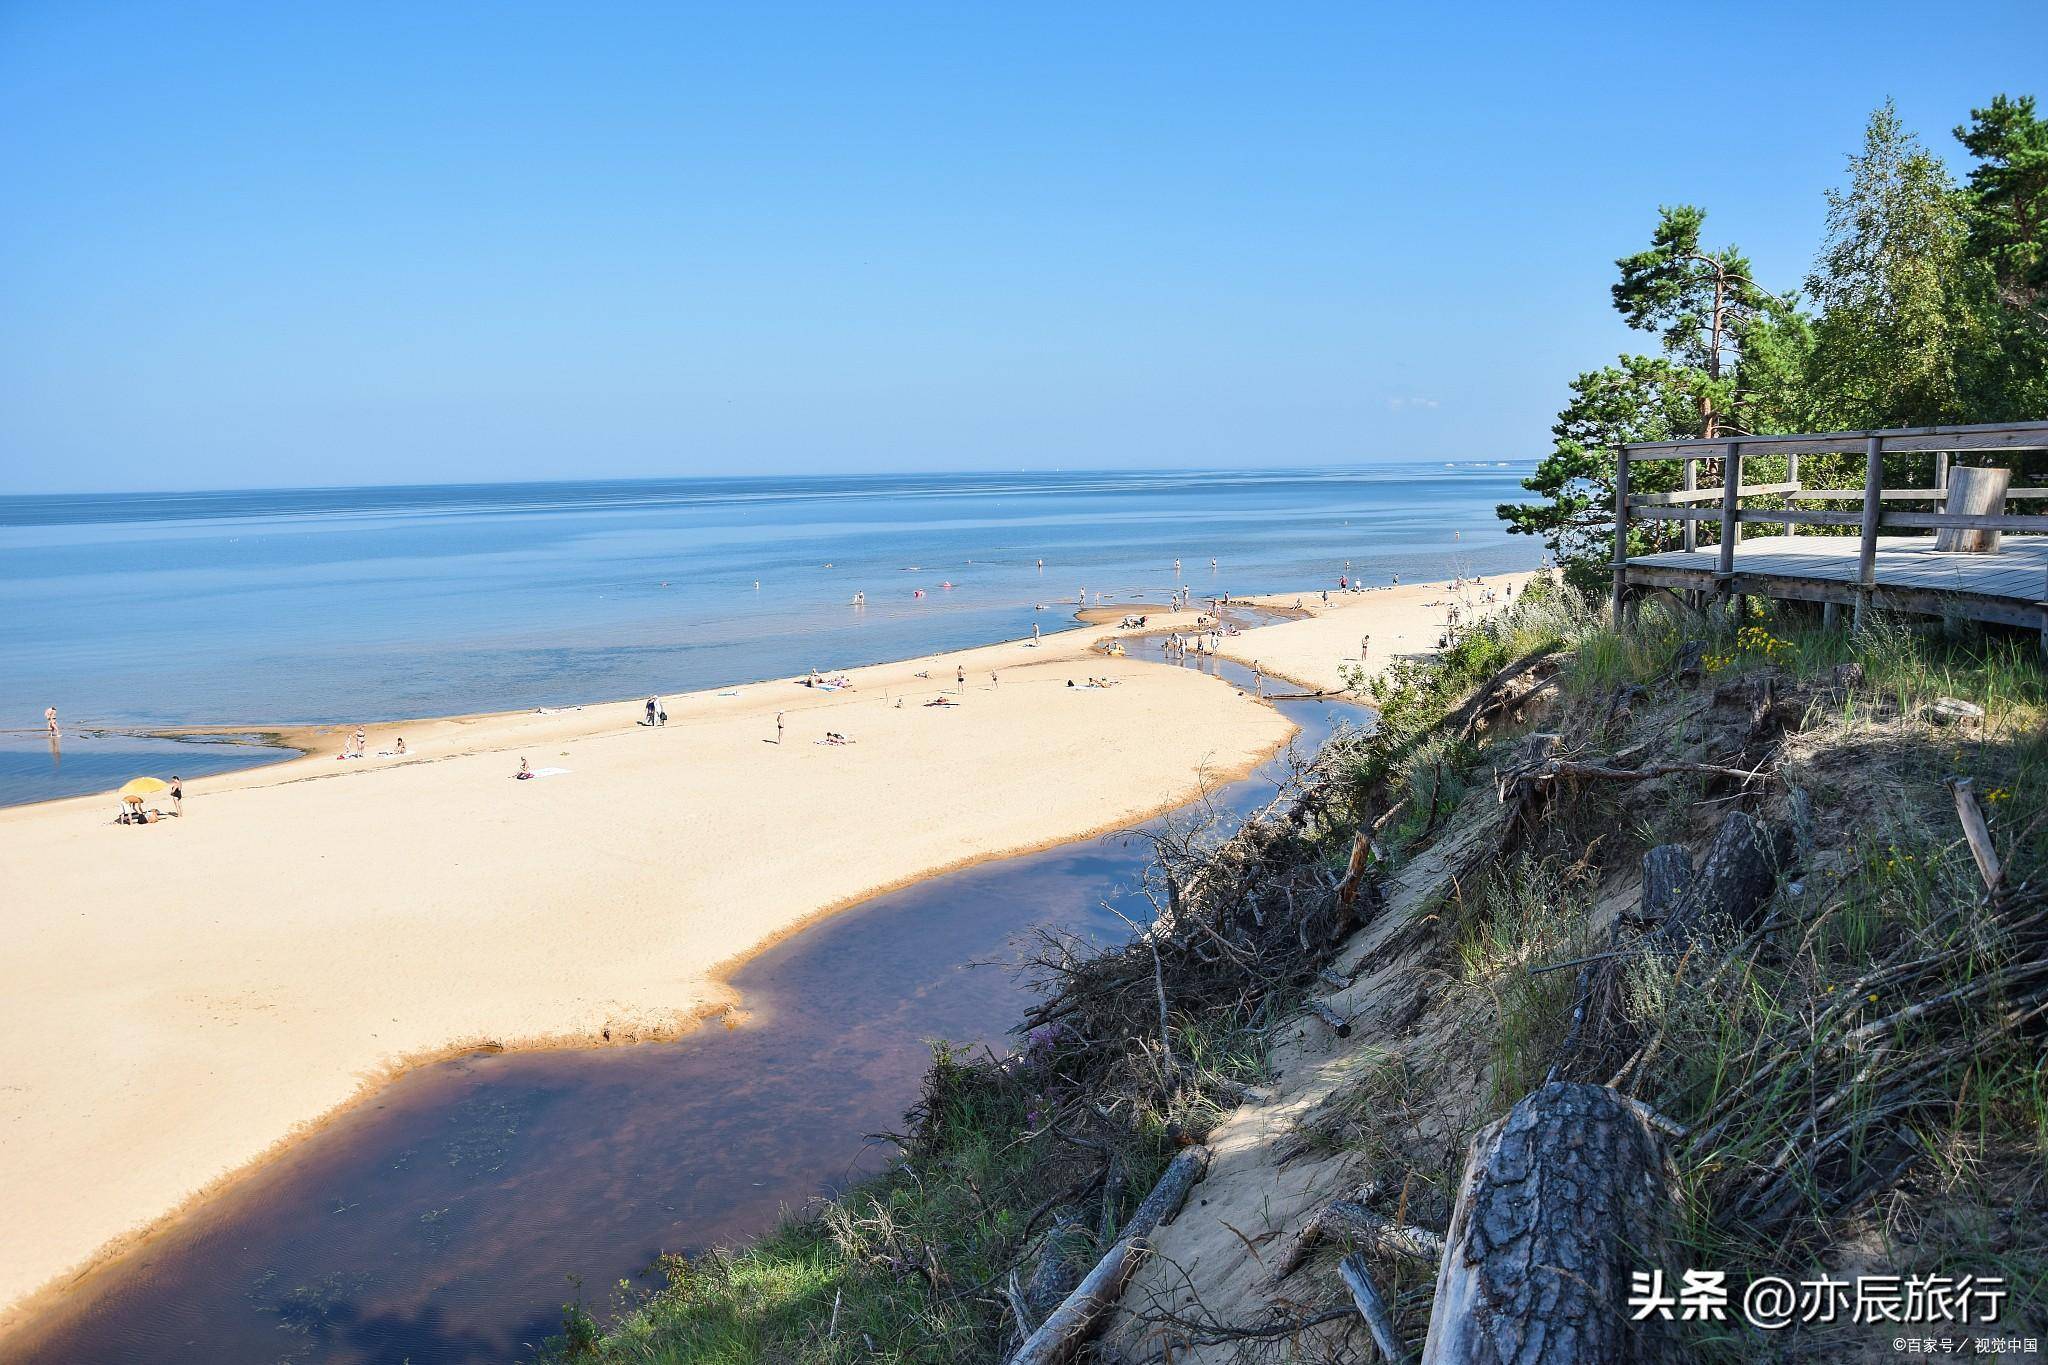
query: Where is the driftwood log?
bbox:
[1419,1083,1680,1365]
[1006,1146,1210,1365]
[1656,811,1784,945]
[1950,778,2003,890]
[1269,1195,1444,1283]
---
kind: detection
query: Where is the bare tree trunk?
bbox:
[1420,1084,1681,1365]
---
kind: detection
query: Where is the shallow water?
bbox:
[0,464,1531,804]
[0,728,295,806]
[3,639,1351,1365]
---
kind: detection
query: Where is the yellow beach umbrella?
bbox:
[118,776,170,803]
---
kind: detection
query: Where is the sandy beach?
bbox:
[1221,571,1541,693]
[0,579,1503,1328]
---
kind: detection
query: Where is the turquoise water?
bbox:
[0,464,1536,804]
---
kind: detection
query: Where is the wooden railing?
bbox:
[1611,421,2048,618]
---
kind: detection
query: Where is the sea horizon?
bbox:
[1,461,1539,805]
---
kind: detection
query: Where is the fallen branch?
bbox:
[1541,758,1768,785]
[1307,999,1353,1039]
[1338,1252,1412,1363]
[1269,1195,1443,1283]
[1006,1146,1211,1365]
[1950,777,2003,891]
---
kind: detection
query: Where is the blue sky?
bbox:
[2,3,2043,493]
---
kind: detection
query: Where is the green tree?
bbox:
[1499,208,1802,589]
[1955,94,2048,419]
[1497,356,1700,593]
[1956,94,2048,318]
[1612,205,1793,439]
[1805,101,1984,428]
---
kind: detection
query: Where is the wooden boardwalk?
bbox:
[1611,422,2048,647]
[1627,535,2048,631]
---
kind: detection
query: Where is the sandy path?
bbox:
[1219,571,1542,693]
[0,611,1284,1327]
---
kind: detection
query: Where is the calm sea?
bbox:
[0,464,1537,805]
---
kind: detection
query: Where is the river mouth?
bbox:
[3,623,1353,1365]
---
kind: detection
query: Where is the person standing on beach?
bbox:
[1361,634,1370,663]
[645,696,657,727]
[353,727,366,757]
[45,705,58,736]
[1032,623,1040,646]
[776,711,784,745]
[169,776,183,817]
[956,665,965,694]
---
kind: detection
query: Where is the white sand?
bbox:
[0,575,1519,1328]
[0,613,1288,1327]
[1221,572,1542,694]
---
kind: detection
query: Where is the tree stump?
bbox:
[1419,1084,1680,1365]
[1658,811,1782,945]
[1638,844,1693,927]
[1934,466,2012,553]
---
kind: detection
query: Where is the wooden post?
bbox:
[1681,457,1697,553]
[1854,433,1885,629]
[1935,466,2013,552]
[1935,450,1951,494]
[1611,446,1631,624]
[1715,441,1741,607]
[1784,452,1800,539]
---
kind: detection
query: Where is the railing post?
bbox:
[1784,452,1800,538]
[1935,450,1950,495]
[1611,445,1631,623]
[1681,456,1697,553]
[1716,441,1742,607]
[1854,433,1885,629]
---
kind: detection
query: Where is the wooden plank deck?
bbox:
[1624,534,2048,634]
[1631,534,2048,597]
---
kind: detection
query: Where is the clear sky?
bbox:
[2,2,2044,493]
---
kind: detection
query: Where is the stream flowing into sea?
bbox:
[1,466,1537,1363]
[7,635,1347,1365]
